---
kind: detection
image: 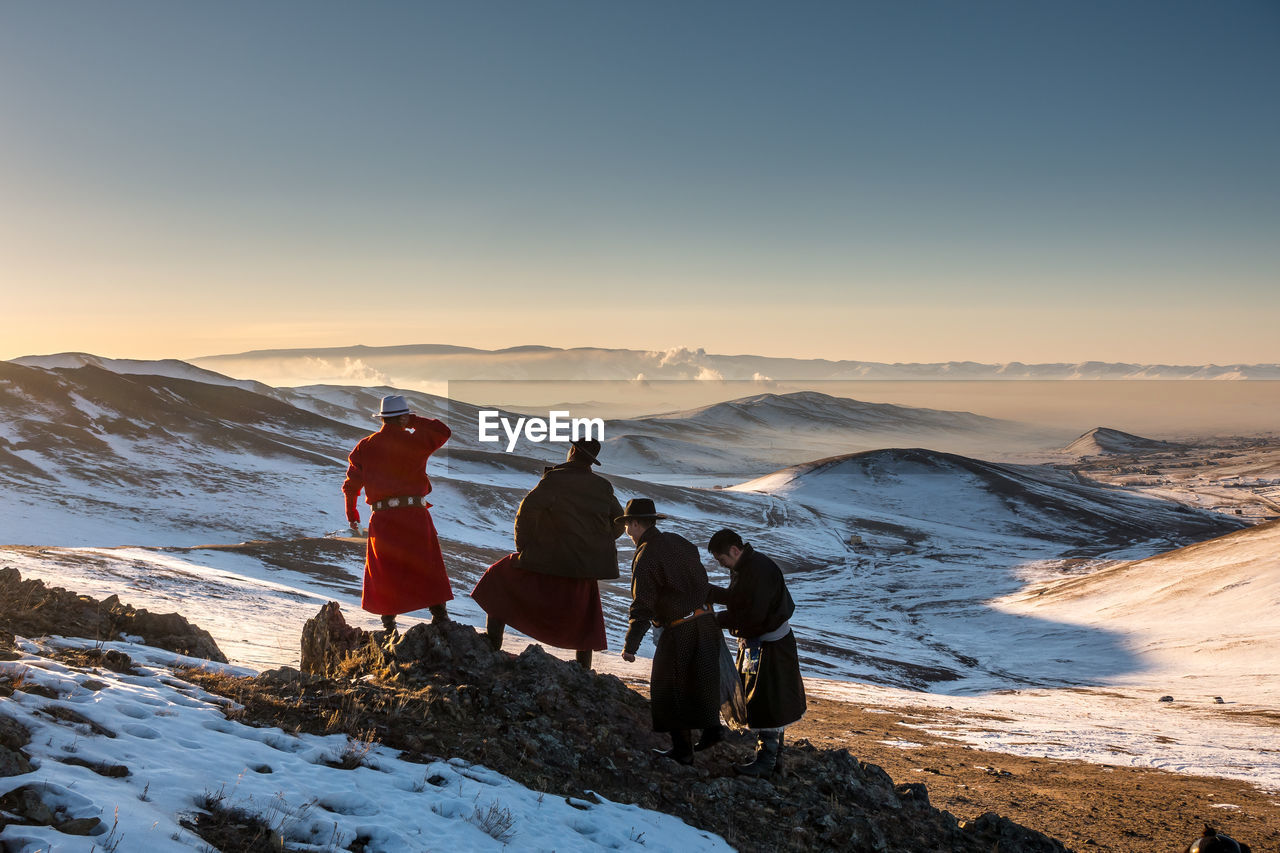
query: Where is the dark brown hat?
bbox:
[615,498,666,523]
[569,438,601,465]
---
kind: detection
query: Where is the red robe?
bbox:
[471,554,607,651]
[342,415,453,615]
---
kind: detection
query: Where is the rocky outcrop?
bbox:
[299,600,369,676]
[961,812,1071,850]
[288,602,1070,853]
[0,567,226,662]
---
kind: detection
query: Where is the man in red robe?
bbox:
[342,394,453,633]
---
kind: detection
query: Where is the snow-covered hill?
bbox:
[0,360,367,545]
[639,391,1006,433]
[996,519,1280,697]
[11,352,272,394]
[734,447,1238,550]
[600,391,1059,477]
[1062,426,1183,457]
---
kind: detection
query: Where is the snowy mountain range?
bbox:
[0,355,1252,690]
[184,344,1280,387]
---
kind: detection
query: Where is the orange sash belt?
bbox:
[656,606,712,629]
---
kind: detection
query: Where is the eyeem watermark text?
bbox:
[478,410,604,453]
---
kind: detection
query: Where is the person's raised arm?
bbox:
[409,414,451,453]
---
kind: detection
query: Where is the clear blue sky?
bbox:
[2,1,1277,363]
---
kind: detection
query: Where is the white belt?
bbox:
[756,620,791,643]
[371,495,429,511]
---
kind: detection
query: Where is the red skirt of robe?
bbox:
[362,506,453,615]
[470,554,606,651]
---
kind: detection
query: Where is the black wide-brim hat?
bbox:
[570,438,601,465]
[615,497,666,523]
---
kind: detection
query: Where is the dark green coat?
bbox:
[514,460,624,580]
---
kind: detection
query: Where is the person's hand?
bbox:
[349,521,361,534]
[622,651,636,663]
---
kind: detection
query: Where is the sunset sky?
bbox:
[2,2,1277,364]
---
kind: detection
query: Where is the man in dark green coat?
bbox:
[471,439,624,668]
[707,528,807,777]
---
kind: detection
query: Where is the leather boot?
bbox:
[485,617,505,652]
[429,603,449,624]
[653,729,694,765]
[735,731,780,777]
[575,649,592,669]
[694,722,724,752]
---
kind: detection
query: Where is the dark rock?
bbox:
[112,608,225,662]
[259,666,316,686]
[57,817,102,836]
[895,782,931,807]
[0,787,55,826]
[0,714,30,751]
[299,602,368,676]
[98,649,134,673]
[961,812,1071,852]
[0,568,226,662]
[73,648,136,674]
[18,683,60,700]
[0,745,33,777]
[386,619,497,677]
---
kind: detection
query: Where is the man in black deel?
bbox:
[619,499,721,765]
[707,528,807,777]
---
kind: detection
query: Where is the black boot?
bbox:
[735,731,780,777]
[485,617,505,652]
[381,614,397,634]
[653,730,694,765]
[429,603,449,624]
[694,722,724,752]
[575,649,592,669]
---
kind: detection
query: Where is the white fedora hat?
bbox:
[374,394,412,419]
